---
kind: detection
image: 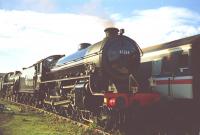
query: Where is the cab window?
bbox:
[161,56,171,74]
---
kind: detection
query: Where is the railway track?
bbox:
[3,99,200,135]
[5,100,111,135]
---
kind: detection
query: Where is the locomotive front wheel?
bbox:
[97,106,116,131]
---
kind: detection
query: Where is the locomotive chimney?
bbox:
[104,27,119,37]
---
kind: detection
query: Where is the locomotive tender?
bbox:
[0,28,160,130]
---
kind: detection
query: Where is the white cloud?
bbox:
[0,10,108,72]
[114,7,200,47]
[0,6,200,72]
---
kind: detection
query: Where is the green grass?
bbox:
[0,100,103,135]
[1,113,87,135]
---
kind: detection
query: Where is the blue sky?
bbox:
[57,0,200,15]
[1,0,200,14]
[0,0,200,72]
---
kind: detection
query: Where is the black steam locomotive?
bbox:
[0,28,160,130]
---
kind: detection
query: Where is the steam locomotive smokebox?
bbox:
[104,27,119,37]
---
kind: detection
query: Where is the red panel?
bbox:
[131,92,160,106]
[104,92,161,108]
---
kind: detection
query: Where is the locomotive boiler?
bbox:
[46,28,141,93]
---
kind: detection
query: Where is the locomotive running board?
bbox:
[40,75,90,84]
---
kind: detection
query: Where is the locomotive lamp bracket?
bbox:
[119,29,124,35]
[129,74,139,93]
